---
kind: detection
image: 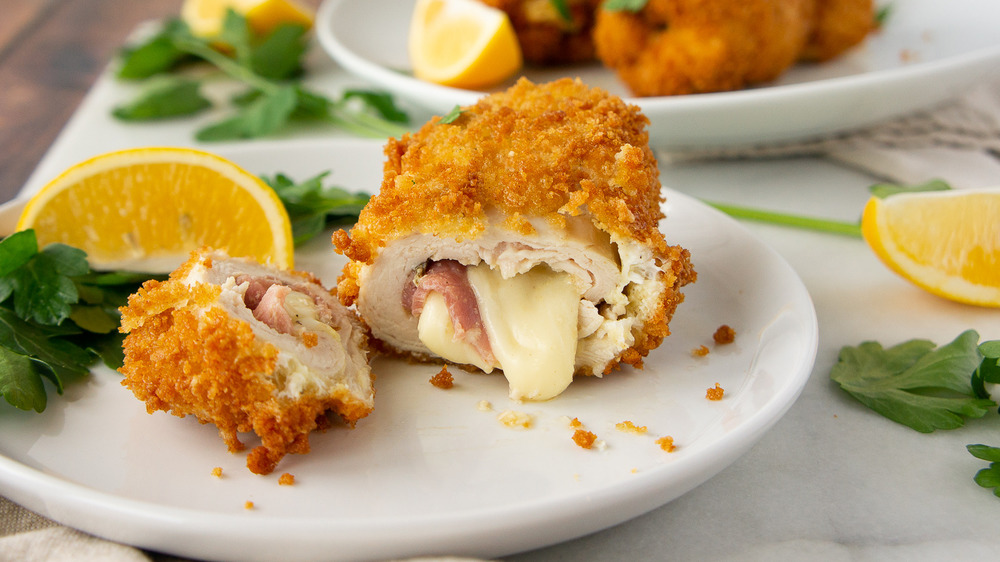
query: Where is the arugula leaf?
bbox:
[342,90,410,124]
[262,172,370,245]
[603,0,649,12]
[250,23,309,80]
[196,85,298,141]
[112,76,212,121]
[830,330,995,432]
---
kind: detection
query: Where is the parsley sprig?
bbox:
[0,231,161,413]
[113,11,410,141]
[263,172,370,246]
[831,331,1000,496]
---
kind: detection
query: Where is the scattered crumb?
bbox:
[691,345,710,357]
[477,400,493,412]
[302,332,318,348]
[278,473,295,486]
[594,439,607,451]
[497,410,533,429]
[429,365,454,389]
[713,324,735,345]
[573,429,597,449]
[615,420,647,434]
[568,417,582,428]
[211,467,223,479]
[631,468,639,474]
[656,436,677,452]
[706,383,725,401]
[899,48,918,62]
[244,501,255,510]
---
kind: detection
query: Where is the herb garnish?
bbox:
[439,105,464,124]
[602,0,649,12]
[832,331,1000,496]
[114,10,410,140]
[262,172,370,246]
[0,230,161,412]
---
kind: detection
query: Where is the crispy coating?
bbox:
[801,0,874,61]
[119,250,373,475]
[479,0,601,64]
[593,0,872,97]
[334,78,695,376]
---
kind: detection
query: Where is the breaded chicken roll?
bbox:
[119,248,374,475]
[334,78,695,401]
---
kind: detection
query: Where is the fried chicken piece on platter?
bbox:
[593,0,873,97]
[119,248,374,475]
[479,0,601,64]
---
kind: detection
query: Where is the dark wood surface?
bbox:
[0,0,323,205]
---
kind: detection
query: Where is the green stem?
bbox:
[706,201,863,238]
[174,38,277,94]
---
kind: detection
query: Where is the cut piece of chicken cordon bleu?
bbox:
[334,77,696,401]
[119,248,374,475]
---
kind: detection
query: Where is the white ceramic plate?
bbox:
[317,0,1000,150]
[0,139,817,561]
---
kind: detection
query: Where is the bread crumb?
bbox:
[244,501,255,510]
[302,331,319,348]
[429,365,454,389]
[211,467,223,478]
[713,324,735,345]
[569,417,582,428]
[572,429,597,449]
[477,400,493,411]
[691,345,709,357]
[615,420,647,434]
[497,410,533,429]
[278,473,295,486]
[656,436,676,452]
[706,383,725,401]
[594,439,607,451]
[631,467,639,474]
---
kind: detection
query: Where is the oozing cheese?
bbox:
[417,263,579,401]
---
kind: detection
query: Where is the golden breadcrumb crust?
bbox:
[333,78,695,377]
[593,0,872,97]
[479,0,601,64]
[119,250,372,475]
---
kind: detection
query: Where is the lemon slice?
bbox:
[409,0,522,89]
[17,147,294,272]
[181,0,314,38]
[861,187,1000,307]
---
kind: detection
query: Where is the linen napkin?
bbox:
[658,80,1000,189]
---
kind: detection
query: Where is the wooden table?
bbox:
[0,0,318,204]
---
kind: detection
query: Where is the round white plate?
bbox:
[317,0,1000,150]
[0,139,817,561]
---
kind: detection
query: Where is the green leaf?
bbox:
[971,340,1000,400]
[968,444,1000,463]
[250,23,309,80]
[0,346,47,412]
[69,305,119,334]
[830,330,995,433]
[343,90,409,124]
[113,77,212,121]
[0,230,39,277]
[87,331,127,371]
[117,19,191,79]
[217,9,253,65]
[549,0,573,24]
[196,85,298,141]
[603,0,649,12]
[0,309,93,380]
[262,172,370,246]
[439,105,464,124]
[868,179,952,199]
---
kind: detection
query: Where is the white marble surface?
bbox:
[6,42,1000,562]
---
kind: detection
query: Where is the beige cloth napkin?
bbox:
[659,80,1000,189]
[2,80,998,562]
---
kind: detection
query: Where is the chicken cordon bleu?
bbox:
[333,78,695,401]
[119,248,374,475]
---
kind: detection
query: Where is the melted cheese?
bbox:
[467,264,578,400]
[418,291,495,373]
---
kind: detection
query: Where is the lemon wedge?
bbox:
[409,0,522,89]
[181,0,314,38]
[17,147,294,272]
[861,187,1000,307]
